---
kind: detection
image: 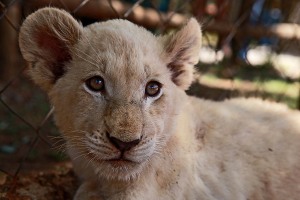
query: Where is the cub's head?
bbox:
[19,8,201,180]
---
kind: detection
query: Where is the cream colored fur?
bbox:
[19,8,300,200]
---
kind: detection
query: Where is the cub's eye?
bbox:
[85,76,105,92]
[145,81,162,97]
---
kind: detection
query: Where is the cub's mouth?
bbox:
[108,156,138,163]
[85,150,138,168]
[86,148,146,165]
[106,158,138,168]
[81,130,156,167]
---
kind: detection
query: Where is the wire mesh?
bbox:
[0,0,300,198]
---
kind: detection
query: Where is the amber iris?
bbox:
[145,81,161,97]
[86,76,105,92]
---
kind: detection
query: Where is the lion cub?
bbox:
[19,7,300,200]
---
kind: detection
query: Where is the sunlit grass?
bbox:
[262,80,298,98]
[199,73,299,109]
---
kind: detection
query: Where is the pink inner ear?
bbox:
[36,27,71,81]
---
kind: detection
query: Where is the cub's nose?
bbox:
[107,133,140,152]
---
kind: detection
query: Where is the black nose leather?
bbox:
[107,134,140,152]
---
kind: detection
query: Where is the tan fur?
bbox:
[19,8,300,200]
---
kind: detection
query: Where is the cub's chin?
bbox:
[93,159,148,181]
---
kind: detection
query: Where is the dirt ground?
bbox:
[0,162,77,200]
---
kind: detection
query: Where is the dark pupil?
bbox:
[93,79,102,86]
[147,83,159,96]
[89,77,103,91]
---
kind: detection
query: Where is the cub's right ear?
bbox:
[19,8,83,91]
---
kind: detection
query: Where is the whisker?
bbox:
[85,151,97,168]
[82,38,107,71]
[68,129,91,135]
[47,135,64,139]
[72,153,86,161]
[73,49,99,68]
[82,34,102,62]
[73,46,96,62]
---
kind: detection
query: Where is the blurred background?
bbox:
[1,0,300,198]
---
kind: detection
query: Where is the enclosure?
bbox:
[0,0,300,199]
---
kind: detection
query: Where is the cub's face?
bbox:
[50,23,182,179]
[19,8,201,180]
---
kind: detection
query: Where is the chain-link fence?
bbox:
[1,0,300,198]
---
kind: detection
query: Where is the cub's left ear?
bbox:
[161,18,202,90]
